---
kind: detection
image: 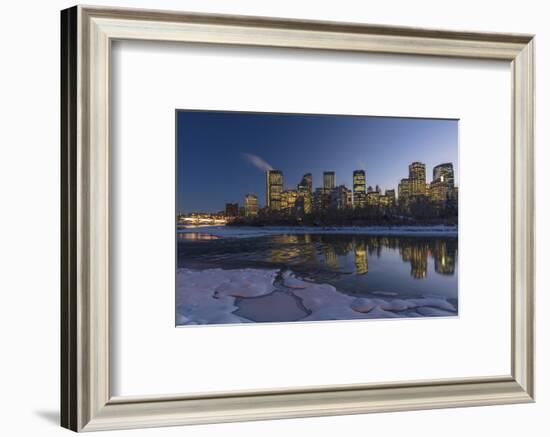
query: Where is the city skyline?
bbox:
[177,110,459,213]
[223,160,455,220]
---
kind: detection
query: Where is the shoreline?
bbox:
[177,224,458,239]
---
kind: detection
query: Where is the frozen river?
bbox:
[176,230,458,325]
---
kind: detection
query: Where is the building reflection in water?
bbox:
[433,239,457,275]
[178,232,220,241]
[399,244,429,279]
[258,233,456,280]
[323,245,339,269]
[268,234,316,264]
[354,241,368,275]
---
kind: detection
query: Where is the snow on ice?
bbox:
[176,268,457,325]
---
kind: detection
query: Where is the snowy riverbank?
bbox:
[176,267,457,326]
[177,225,458,239]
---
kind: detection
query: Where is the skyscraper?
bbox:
[379,194,391,208]
[281,189,298,214]
[366,190,380,207]
[225,202,239,217]
[297,173,313,214]
[398,178,412,210]
[313,187,330,211]
[300,173,313,191]
[385,189,396,205]
[266,169,284,211]
[297,189,312,214]
[429,179,450,203]
[378,188,396,209]
[408,162,427,196]
[330,185,352,210]
[323,171,335,191]
[244,194,258,216]
[353,170,366,208]
[430,163,455,206]
[433,163,454,186]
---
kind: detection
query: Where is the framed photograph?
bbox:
[61,5,535,432]
[176,110,460,325]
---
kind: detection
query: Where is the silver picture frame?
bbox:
[61,5,535,432]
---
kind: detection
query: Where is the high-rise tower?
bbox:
[408,162,427,196]
[297,173,313,214]
[266,170,284,211]
[244,194,258,216]
[352,170,366,208]
[433,163,454,186]
[323,171,335,191]
[430,163,455,205]
[300,173,313,191]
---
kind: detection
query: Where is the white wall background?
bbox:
[0,0,546,436]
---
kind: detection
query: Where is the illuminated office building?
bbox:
[244,194,258,216]
[433,163,455,186]
[398,178,412,210]
[429,162,456,207]
[323,171,335,190]
[297,173,313,214]
[314,187,331,211]
[379,194,391,208]
[330,185,352,210]
[353,170,367,208]
[346,188,353,207]
[281,189,298,214]
[225,202,239,217]
[409,162,427,196]
[409,161,426,181]
[266,169,284,211]
[385,189,396,205]
[429,179,450,203]
[297,186,312,215]
[299,173,313,192]
[366,191,380,207]
[313,188,323,211]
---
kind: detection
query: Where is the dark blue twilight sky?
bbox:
[177,110,458,214]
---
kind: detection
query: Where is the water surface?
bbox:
[177,233,458,305]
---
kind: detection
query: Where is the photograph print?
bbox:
[176,110,459,326]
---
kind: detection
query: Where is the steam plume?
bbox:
[242,153,273,172]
